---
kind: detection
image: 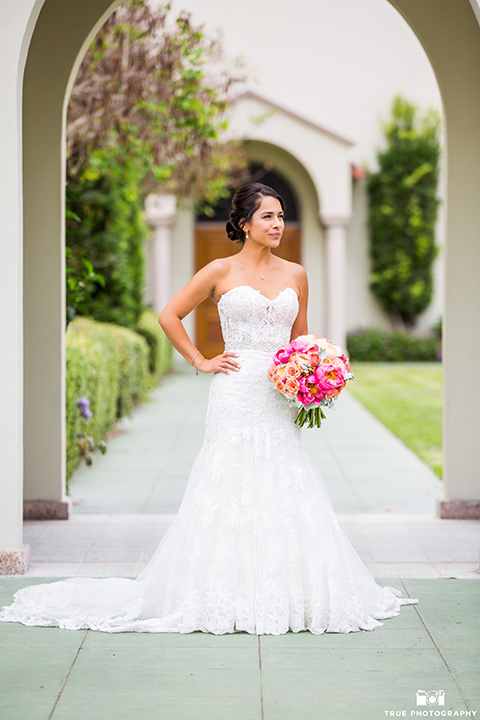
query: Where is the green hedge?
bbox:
[68,317,149,418]
[66,344,89,484]
[66,315,173,483]
[347,328,440,362]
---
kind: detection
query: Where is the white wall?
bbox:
[168,0,443,165]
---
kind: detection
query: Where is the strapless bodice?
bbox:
[217,285,299,353]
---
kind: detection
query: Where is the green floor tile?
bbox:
[52,693,261,720]
[262,670,466,717]
[83,628,259,648]
[260,647,448,676]
[0,693,58,720]
[260,625,432,650]
[0,642,84,697]
[61,646,260,698]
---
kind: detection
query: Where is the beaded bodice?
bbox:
[217,285,299,353]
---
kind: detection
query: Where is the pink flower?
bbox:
[298,391,314,406]
[290,339,309,354]
[273,345,294,365]
[298,377,309,394]
[314,363,345,392]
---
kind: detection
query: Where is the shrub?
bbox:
[432,316,442,340]
[347,328,440,362]
[136,310,173,388]
[65,335,119,484]
[65,318,152,484]
[69,317,150,416]
[65,344,89,483]
[367,95,441,327]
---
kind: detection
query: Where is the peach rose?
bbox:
[325,343,339,359]
[285,362,301,379]
[292,357,304,373]
[285,376,300,396]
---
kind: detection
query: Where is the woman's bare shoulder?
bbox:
[276,257,308,280]
[208,257,231,270]
[190,256,236,298]
[198,256,232,281]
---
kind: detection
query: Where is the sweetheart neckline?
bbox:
[217,285,299,305]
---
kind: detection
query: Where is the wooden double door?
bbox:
[194,224,301,359]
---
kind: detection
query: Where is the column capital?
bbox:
[320,213,351,228]
[145,193,177,228]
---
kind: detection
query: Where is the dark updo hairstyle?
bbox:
[225,182,285,243]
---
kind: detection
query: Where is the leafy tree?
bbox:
[66,0,247,327]
[366,95,441,327]
[65,244,105,327]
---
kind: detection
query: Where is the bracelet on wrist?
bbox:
[191,350,201,376]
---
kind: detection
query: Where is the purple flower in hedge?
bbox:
[75,397,93,421]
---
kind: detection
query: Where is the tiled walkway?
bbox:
[1,362,479,719]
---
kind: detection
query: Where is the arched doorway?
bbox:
[194,164,302,358]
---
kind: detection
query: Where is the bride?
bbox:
[0,182,418,635]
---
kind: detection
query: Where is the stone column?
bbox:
[145,194,177,314]
[0,6,30,573]
[320,214,350,351]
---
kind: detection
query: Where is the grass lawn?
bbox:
[347,362,443,478]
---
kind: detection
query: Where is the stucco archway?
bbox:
[0,0,479,572]
[388,0,480,518]
[22,0,123,522]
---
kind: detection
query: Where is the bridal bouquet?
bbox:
[268,335,355,428]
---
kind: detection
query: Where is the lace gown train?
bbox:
[0,285,418,634]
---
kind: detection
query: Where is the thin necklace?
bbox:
[239,253,272,280]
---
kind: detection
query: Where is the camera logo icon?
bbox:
[416,690,446,706]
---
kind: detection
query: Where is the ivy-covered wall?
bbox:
[366,95,441,328]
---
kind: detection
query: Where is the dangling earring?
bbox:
[245,231,249,239]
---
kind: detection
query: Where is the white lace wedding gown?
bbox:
[0,285,418,634]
